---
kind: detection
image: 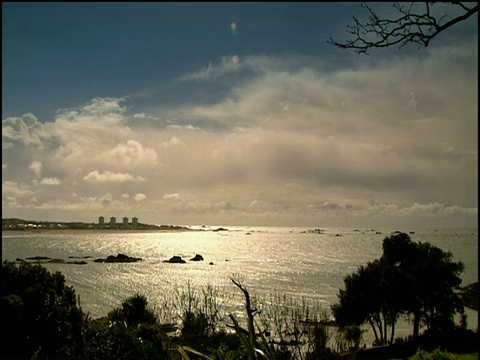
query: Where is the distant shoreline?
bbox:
[2,228,195,236]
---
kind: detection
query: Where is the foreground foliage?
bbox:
[409,348,466,360]
[1,261,84,359]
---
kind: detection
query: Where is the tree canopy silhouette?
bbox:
[332,232,465,345]
[328,2,478,54]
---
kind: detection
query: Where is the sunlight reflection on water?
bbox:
[2,227,477,345]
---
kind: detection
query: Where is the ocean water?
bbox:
[2,226,478,345]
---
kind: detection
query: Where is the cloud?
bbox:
[34,193,122,212]
[162,137,182,147]
[171,200,237,214]
[102,140,159,168]
[83,170,146,183]
[51,98,136,169]
[2,113,53,149]
[177,53,320,84]
[2,42,477,228]
[176,56,241,82]
[29,161,42,177]
[406,202,477,216]
[56,97,127,122]
[134,193,147,201]
[2,180,35,197]
[167,124,201,131]
[40,177,61,186]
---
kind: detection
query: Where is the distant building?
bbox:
[123,217,129,227]
[110,216,116,228]
[98,216,105,226]
[132,217,138,228]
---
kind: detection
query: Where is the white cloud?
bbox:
[133,112,159,121]
[177,56,241,82]
[163,193,180,199]
[134,193,147,201]
[83,170,146,183]
[167,124,201,131]
[56,97,127,123]
[29,161,42,177]
[2,113,53,148]
[162,137,182,147]
[102,140,158,168]
[51,98,136,169]
[40,177,61,186]
[133,112,147,119]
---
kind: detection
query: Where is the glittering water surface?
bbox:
[2,226,477,344]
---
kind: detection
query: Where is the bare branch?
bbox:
[231,278,256,346]
[328,2,478,54]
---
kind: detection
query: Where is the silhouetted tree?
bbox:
[381,234,465,339]
[332,233,465,345]
[332,258,404,345]
[328,2,478,54]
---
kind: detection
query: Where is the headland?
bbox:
[2,218,192,233]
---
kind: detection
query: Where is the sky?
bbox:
[2,2,478,229]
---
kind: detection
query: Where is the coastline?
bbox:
[1,228,195,236]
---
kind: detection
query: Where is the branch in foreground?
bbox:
[327,2,478,54]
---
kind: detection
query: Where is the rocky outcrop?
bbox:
[94,253,142,263]
[70,261,88,265]
[163,255,186,264]
[16,256,87,265]
[22,256,60,263]
[190,254,204,261]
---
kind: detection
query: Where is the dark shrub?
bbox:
[1,261,84,359]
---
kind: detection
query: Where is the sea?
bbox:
[2,226,478,347]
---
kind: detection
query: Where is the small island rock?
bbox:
[26,256,51,261]
[190,254,204,261]
[94,253,142,263]
[164,255,186,264]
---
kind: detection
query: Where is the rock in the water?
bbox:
[190,254,204,261]
[26,256,51,261]
[94,253,142,263]
[164,255,186,264]
[47,259,66,264]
